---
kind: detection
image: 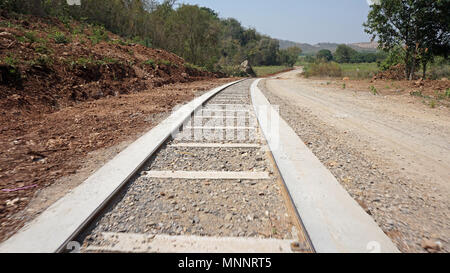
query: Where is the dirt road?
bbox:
[260,69,449,252]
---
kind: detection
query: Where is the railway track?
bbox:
[0,78,399,253]
[77,79,313,253]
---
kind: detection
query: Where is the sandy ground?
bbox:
[262,69,449,253]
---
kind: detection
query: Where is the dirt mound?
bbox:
[373,64,406,81]
[0,11,222,119]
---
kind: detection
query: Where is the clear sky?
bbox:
[180,0,373,44]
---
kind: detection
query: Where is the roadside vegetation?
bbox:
[253,66,292,77]
[301,45,384,79]
[302,43,449,81]
[302,0,449,82]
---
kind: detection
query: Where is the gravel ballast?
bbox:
[79,80,305,251]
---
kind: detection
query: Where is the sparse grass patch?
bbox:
[410,90,424,97]
[67,56,121,68]
[100,57,120,65]
[253,66,290,77]
[68,57,95,68]
[143,59,156,68]
[304,62,379,79]
[430,100,437,108]
[2,53,19,67]
[184,62,206,71]
[24,31,38,43]
[304,62,343,78]
[370,85,378,95]
[34,38,52,54]
[110,39,128,46]
[89,26,109,45]
[157,59,171,66]
[340,63,379,79]
[435,89,450,100]
[427,64,450,80]
[29,54,53,67]
[1,54,21,80]
[156,59,178,68]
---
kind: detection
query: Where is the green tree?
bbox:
[316,49,333,62]
[334,44,357,63]
[168,5,220,66]
[364,0,450,80]
[279,46,302,67]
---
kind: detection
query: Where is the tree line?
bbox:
[0,0,302,71]
[315,45,385,64]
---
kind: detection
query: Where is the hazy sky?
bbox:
[181,0,373,44]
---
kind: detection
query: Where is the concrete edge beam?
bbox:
[0,79,246,253]
[250,79,399,253]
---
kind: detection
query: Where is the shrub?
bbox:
[2,54,19,67]
[370,85,378,95]
[34,41,52,54]
[31,54,53,67]
[52,32,69,44]
[410,90,424,97]
[303,62,343,78]
[378,46,405,71]
[24,31,38,43]
[428,64,450,80]
[430,100,437,108]
[89,26,109,45]
[157,59,174,67]
[144,59,156,68]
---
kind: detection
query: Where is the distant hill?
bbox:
[278,40,378,54]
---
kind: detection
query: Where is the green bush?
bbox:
[370,85,378,95]
[304,62,343,78]
[428,64,450,80]
[35,43,52,54]
[144,59,156,68]
[52,32,69,44]
[24,31,38,43]
[89,26,109,45]
[184,62,208,72]
[157,59,176,67]
[30,54,53,67]
[378,46,405,71]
